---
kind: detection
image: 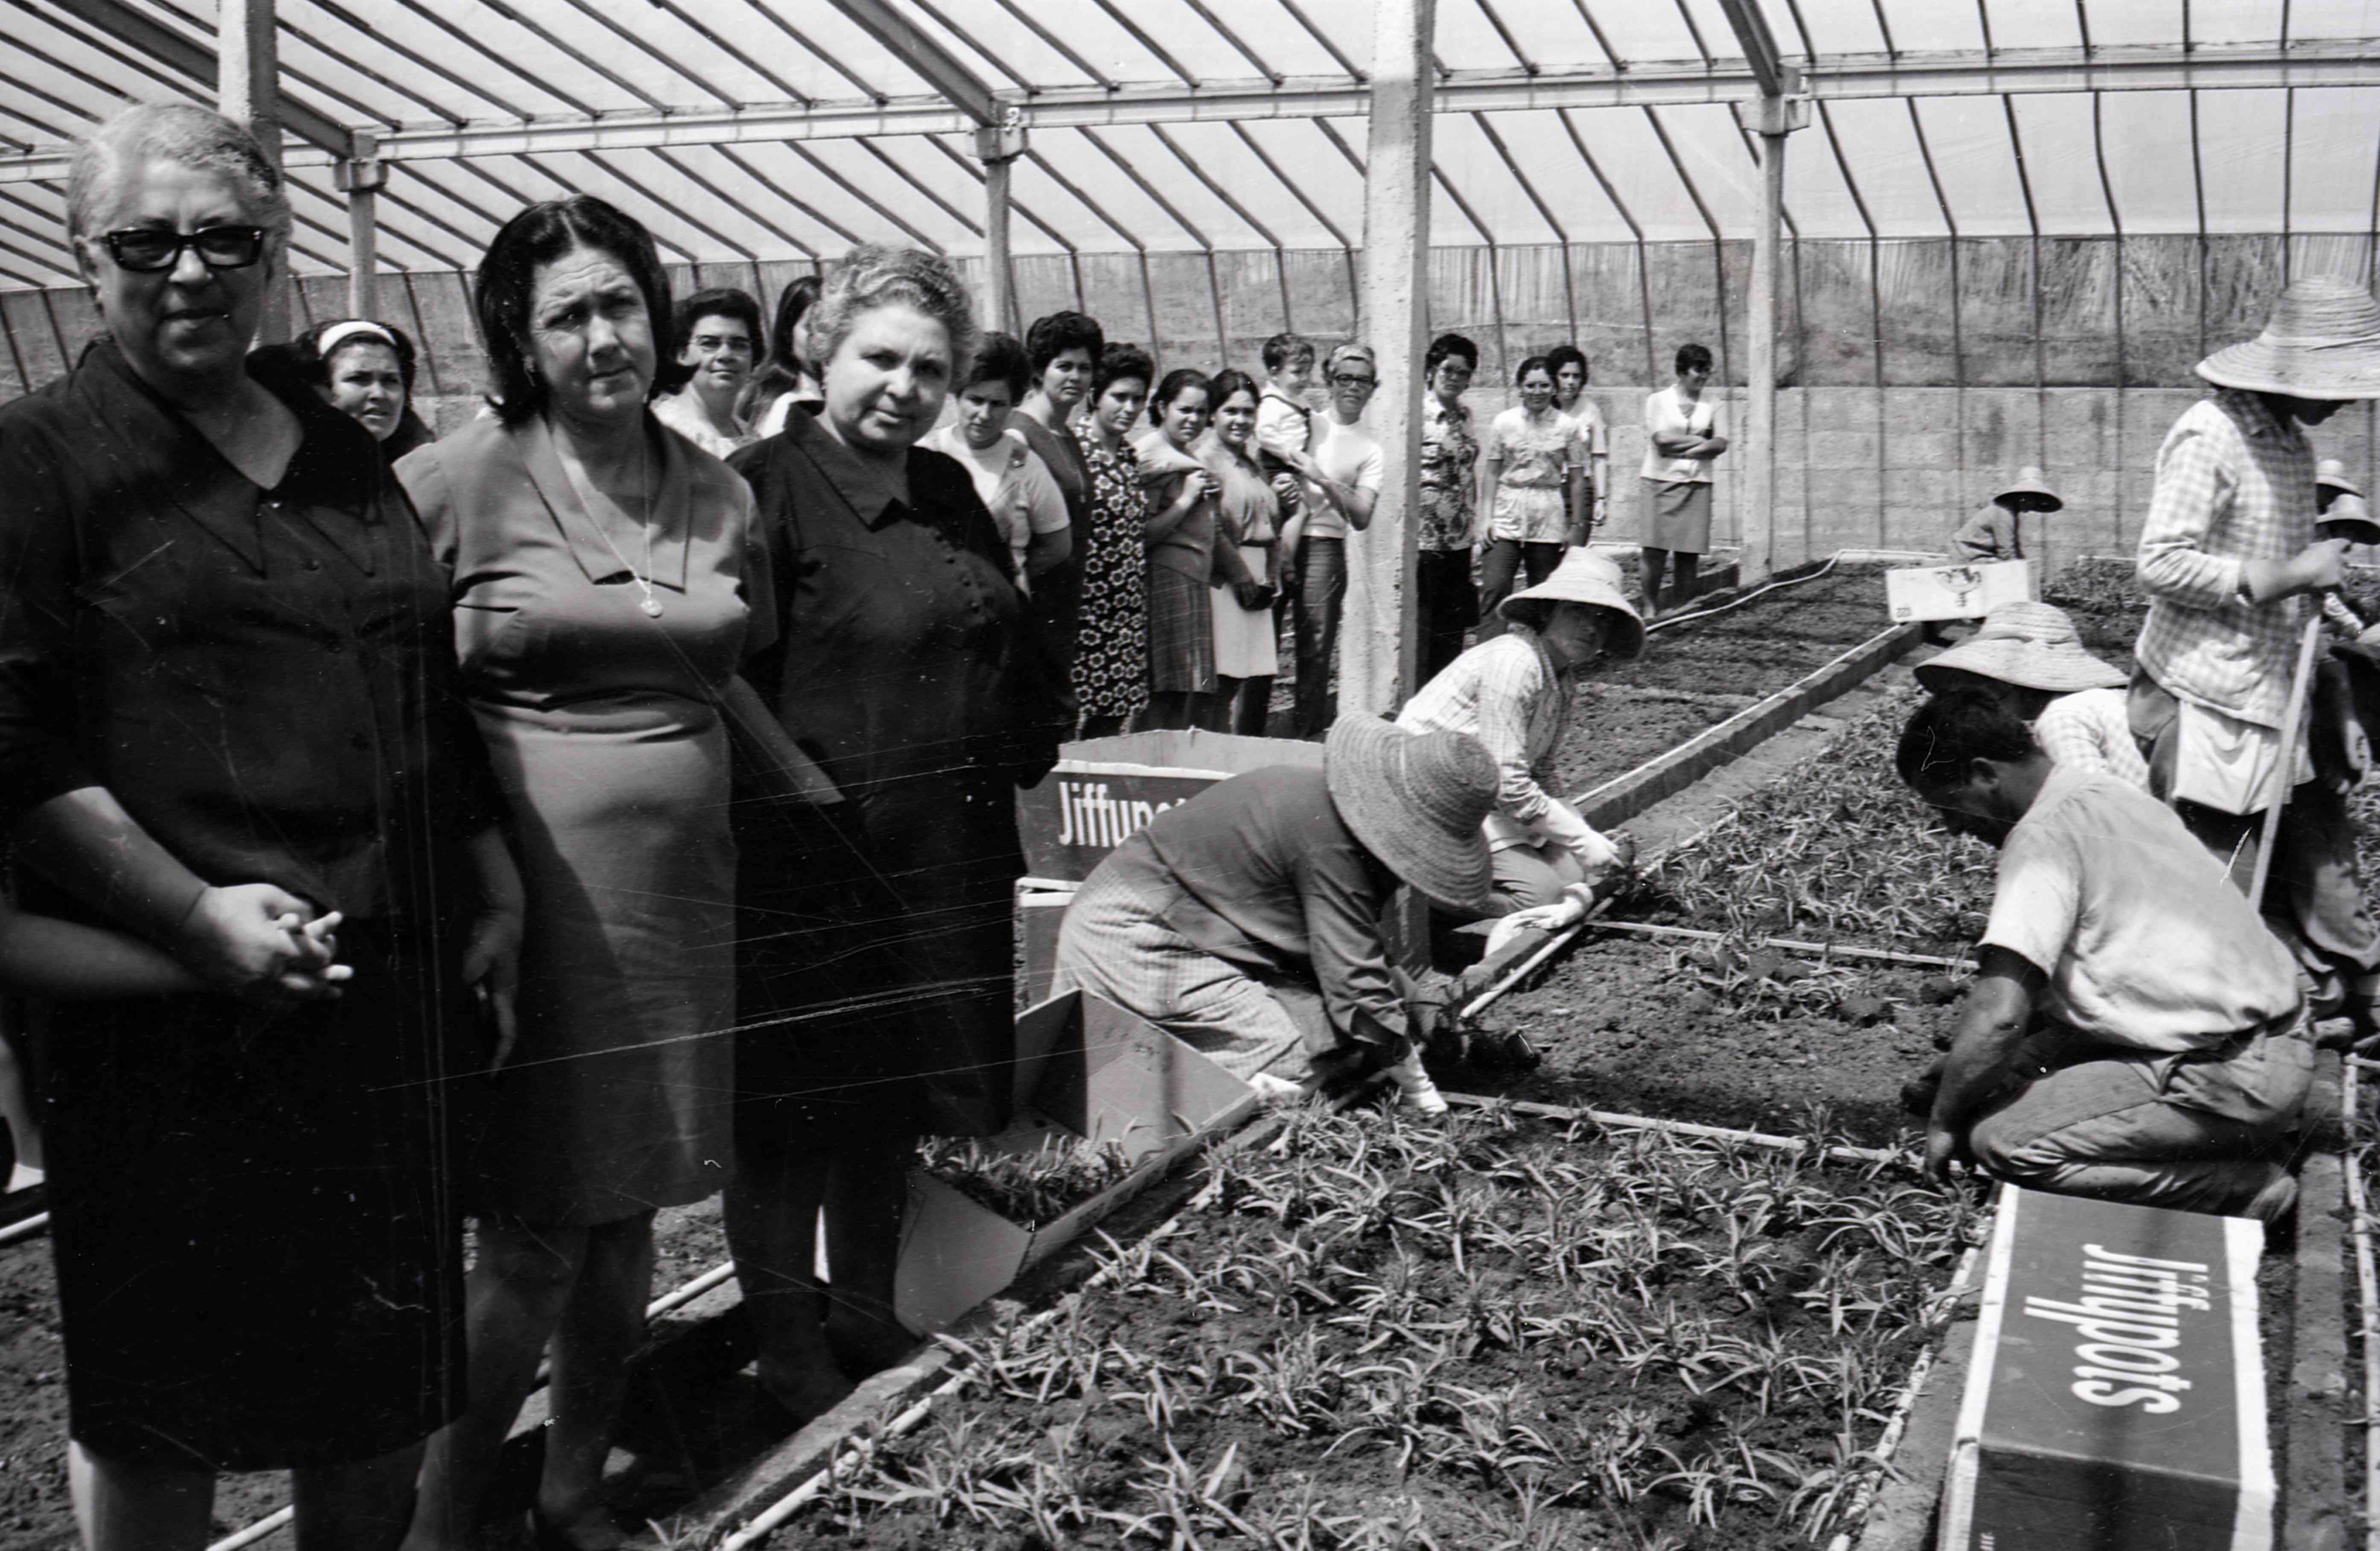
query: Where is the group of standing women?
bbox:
[0,103,1062,1551]
[1415,335,1729,684]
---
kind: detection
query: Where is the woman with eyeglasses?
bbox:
[652,286,762,458]
[1416,333,1483,683]
[0,104,519,1551]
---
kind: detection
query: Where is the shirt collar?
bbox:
[781,402,913,529]
[2215,388,2307,450]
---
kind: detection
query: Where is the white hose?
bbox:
[1645,554,1843,635]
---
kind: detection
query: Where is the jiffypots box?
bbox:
[1886,558,2034,622]
[1017,729,1325,884]
[1941,1187,2271,1551]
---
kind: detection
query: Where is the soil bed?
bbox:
[1464,936,1960,1148]
[773,1103,1983,1551]
[1549,564,1898,798]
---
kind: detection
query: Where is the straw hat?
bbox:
[1496,547,1646,657]
[1913,601,2128,695]
[1992,466,2063,512]
[2196,277,2380,400]
[1324,716,1496,914]
[2319,458,2362,497]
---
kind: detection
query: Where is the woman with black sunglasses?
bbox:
[0,104,519,1551]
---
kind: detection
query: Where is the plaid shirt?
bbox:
[2135,391,2315,728]
[1395,629,1568,845]
[2032,688,2151,793]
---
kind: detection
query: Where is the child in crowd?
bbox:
[1914,601,2146,790]
[1254,332,1318,509]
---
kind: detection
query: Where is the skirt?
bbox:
[1147,563,1217,694]
[1644,478,1712,554]
[735,774,1024,1147]
[43,920,472,1469]
[1211,544,1278,679]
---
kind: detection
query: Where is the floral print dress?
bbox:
[1075,435,1152,724]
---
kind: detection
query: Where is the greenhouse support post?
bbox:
[1744,85,1803,584]
[976,114,1026,335]
[219,0,289,342]
[338,130,383,322]
[1348,0,1434,716]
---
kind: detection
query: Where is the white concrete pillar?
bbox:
[338,130,383,321]
[1343,0,1435,716]
[976,113,1027,337]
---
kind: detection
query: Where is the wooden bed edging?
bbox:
[669,1108,1286,1545]
[1571,616,1922,833]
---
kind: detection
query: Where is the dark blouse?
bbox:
[730,405,1065,798]
[0,338,492,923]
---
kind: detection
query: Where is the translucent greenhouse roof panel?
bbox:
[1792,98,1952,239]
[2286,87,2380,234]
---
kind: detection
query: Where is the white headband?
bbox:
[317,320,396,359]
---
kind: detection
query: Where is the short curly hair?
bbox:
[1025,311,1105,376]
[1094,342,1154,397]
[806,245,979,383]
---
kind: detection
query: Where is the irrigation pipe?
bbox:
[2347,1058,2380,1551]
[204,1260,744,1551]
[1645,554,1841,635]
[1440,1092,1907,1168]
[1588,918,1973,971]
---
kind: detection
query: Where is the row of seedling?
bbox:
[772,1102,1986,1551]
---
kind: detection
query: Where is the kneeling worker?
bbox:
[1898,691,2311,1223]
[1053,715,1499,1111]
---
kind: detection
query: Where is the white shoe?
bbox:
[1388,1050,1449,1115]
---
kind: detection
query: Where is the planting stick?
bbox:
[2248,615,2323,912]
[1587,918,1973,971]
[1458,896,1612,1023]
[0,1211,44,1247]
[1440,1091,1907,1167]
[2345,1058,2380,1551]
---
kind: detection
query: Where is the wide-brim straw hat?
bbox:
[2197,277,2380,400]
[2319,458,2362,497]
[1914,600,2129,694]
[1325,715,1496,915]
[1496,547,1646,658]
[1993,466,2063,512]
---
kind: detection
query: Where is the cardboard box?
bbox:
[1016,886,1073,1010]
[1941,1187,2272,1551]
[892,992,1257,1333]
[1886,558,2034,622]
[1018,729,1326,884]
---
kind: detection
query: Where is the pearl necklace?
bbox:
[571,431,664,618]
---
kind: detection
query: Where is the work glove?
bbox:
[1483,882,1596,961]
[1533,803,1627,881]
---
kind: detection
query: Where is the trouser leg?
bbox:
[1292,537,1345,739]
[1965,1054,2303,1221]
[1417,549,1474,685]
[1522,542,1564,588]
[1476,539,1521,639]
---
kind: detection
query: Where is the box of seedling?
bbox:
[894,991,1258,1334]
[1016,729,1325,885]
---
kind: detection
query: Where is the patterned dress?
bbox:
[1076,435,1152,724]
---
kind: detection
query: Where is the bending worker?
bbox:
[1052,716,1499,1108]
[1950,466,2062,563]
[1397,547,1641,915]
[1897,691,2311,1224]
[1915,601,2147,790]
[2132,275,2380,1041]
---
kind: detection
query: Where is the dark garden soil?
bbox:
[1551,688,1747,798]
[0,1201,733,1551]
[2038,557,2149,674]
[1591,564,1897,700]
[771,1103,1984,1551]
[1459,936,1960,1150]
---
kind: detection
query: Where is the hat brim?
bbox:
[1324,717,1493,915]
[1497,572,1647,658]
[2196,339,2380,400]
[2320,516,2380,546]
[2321,473,2365,497]
[1915,637,2129,694]
[1993,484,2063,512]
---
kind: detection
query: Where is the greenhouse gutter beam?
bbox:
[41,0,351,156]
[3,41,2377,186]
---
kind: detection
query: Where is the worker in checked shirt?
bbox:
[2129,276,2380,1042]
